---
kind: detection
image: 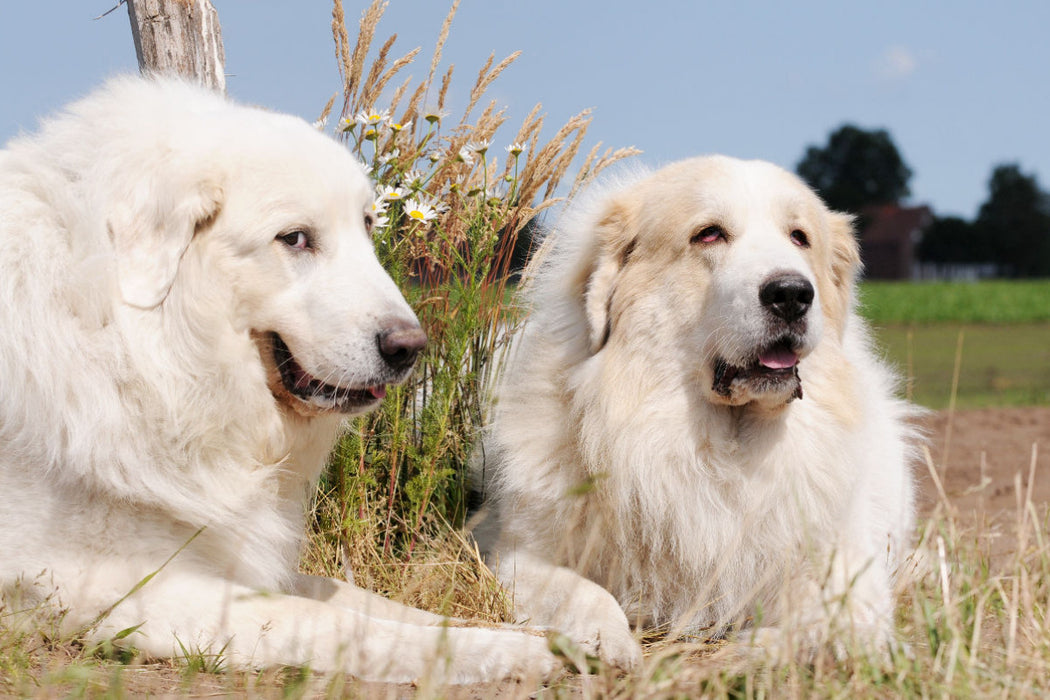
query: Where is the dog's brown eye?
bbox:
[277,230,310,250]
[691,225,726,245]
[789,229,810,248]
[364,213,375,234]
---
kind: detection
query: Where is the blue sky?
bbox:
[2,1,1048,219]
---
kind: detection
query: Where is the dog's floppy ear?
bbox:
[108,172,223,309]
[582,202,636,353]
[828,210,861,288]
[824,210,861,324]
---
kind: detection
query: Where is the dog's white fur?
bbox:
[476,156,916,667]
[0,77,554,683]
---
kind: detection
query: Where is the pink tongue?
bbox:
[369,385,387,399]
[759,346,798,369]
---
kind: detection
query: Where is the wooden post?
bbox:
[127,0,226,93]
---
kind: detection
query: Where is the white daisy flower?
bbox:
[422,108,450,125]
[369,197,389,217]
[355,108,390,127]
[378,149,401,166]
[506,142,526,157]
[455,148,474,166]
[417,193,448,214]
[389,119,412,134]
[338,117,354,132]
[379,185,408,202]
[468,139,491,156]
[472,185,505,203]
[402,169,427,190]
[403,197,438,224]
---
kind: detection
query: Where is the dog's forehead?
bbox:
[641,157,825,229]
[232,118,373,205]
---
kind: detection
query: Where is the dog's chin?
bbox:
[256,332,388,418]
[709,338,805,409]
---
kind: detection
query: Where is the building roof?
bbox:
[861,203,933,243]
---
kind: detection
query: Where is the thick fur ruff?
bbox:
[476,155,918,668]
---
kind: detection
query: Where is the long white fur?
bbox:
[476,155,917,667]
[0,77,554,684]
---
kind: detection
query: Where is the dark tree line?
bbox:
[797,125,1050,278]
[797,125,912,214]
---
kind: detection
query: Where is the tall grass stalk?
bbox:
[315,0,638,577]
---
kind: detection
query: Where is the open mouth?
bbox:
[712,338,804,401]
[271,332,387,413]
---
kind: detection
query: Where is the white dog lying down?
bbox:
[475,156,917,667]
[0,77,554,683]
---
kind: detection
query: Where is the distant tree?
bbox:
[917,216,987,264]
[975,164,1050,277]
[796,125,912,214]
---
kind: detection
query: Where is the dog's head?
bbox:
[102,79,424,418]
[575,155,859,411]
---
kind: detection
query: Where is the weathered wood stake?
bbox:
[127,0,225,93]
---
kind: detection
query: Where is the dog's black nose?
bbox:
[377,320,427,372]
[759,273,814,323]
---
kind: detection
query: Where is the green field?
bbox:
[858,279,1050,324]
[872,323,1050,409]
[858,280,1050,409]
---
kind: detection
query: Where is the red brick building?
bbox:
[858,204,933,279]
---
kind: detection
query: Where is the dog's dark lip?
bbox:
[712,338,804,400]
[270,332,385,412]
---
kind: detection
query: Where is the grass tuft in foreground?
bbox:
[314,0,638,610]
[8,454,1050,698]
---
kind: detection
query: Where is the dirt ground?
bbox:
[918,406,1050,557]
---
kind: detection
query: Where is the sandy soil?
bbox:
[918,406,1050,557]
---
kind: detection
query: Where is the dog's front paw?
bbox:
[442,627,559,684]
[505,630,562,680]
[584,623,644,671]
[546,608,642,672]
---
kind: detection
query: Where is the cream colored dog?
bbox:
[476,156,916,667]
[0,77,554,683]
